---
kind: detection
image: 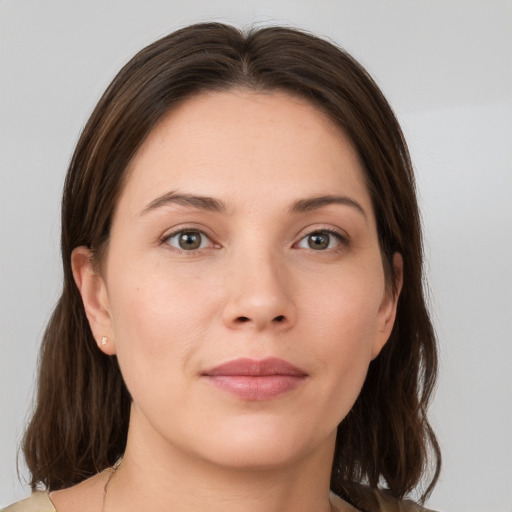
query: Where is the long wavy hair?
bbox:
[23,22,440,503]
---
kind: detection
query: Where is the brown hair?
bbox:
[23,22,440,503]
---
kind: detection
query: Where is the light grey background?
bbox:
[1,1,511,511]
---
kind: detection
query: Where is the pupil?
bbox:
[308,233,329,250]
[179,232,201,250]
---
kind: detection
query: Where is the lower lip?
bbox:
[205,375,306,401]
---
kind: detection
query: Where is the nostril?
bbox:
[232,315,287,325]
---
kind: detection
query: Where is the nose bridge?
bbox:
[222,237,296,331]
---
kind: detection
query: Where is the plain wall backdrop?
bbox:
[1,1,511,511]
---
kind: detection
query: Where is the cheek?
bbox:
[301,267,384,406]
[305,267,384,351]
[106,263,220,392]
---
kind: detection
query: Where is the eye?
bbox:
[296,230,344,251]
[164,230,213,251]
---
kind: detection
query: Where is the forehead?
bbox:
[119,89,371,216]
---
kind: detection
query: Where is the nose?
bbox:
[221,250,297,332]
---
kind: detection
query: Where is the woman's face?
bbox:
[75,90,401,471]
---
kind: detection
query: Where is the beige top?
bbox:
[1,493,56,512]
[1,490,436,512]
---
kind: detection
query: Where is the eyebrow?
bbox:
[140,190,367,221]
[289,195,367,220]
[140,191,226,216]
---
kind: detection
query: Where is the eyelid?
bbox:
[295,225,349,242]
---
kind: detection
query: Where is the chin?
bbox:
[204,443,307,471]
[186,418,335,472]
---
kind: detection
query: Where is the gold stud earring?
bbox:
[101,336,108,346]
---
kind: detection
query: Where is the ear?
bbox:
[71,246,117,356]
[371,252,403,360]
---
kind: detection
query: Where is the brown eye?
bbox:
[296,230,343,251]
[307,233,330,250]
[165,230,210,251]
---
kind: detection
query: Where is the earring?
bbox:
[101,336,108,346]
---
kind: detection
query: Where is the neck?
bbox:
[106,411,338,512]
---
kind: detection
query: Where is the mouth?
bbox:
[201,357,308,401]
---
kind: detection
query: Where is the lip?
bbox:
[202,357,308,401]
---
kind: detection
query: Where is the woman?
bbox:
[3,23,440,512]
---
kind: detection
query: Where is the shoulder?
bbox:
[0,492,56,512]
[331,487,438,512]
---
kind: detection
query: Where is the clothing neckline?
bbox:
[31,489,352,512]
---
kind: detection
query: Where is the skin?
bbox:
[55,90,402,512]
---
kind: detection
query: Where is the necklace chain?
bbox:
[102,462,119,512]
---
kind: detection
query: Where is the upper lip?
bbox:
[202,357,308,377]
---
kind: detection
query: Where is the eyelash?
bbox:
[161,229,218,254]
[294,228,347,252]
[161,227,348,254]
